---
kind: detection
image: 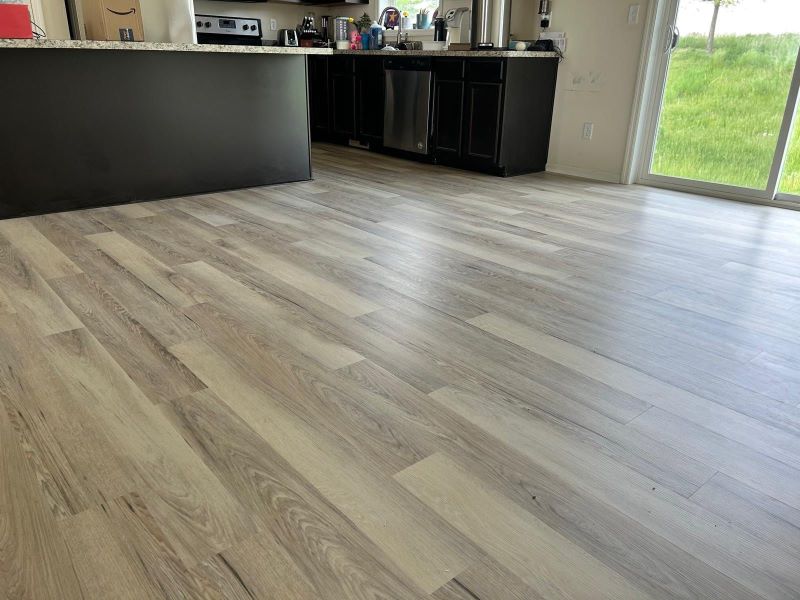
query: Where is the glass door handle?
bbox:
[671,26,680,51]
[665,25,680,54]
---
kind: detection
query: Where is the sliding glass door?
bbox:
[778,100,800,198]
[640,0,800,204]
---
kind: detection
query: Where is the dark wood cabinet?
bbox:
[330,74,355,137]
[355,57,385,145]
[329,56,355,139]
[307,54,558,177]
[432,79,465,158]
[311,55,384,147]
[464,81,503,164]
[308,55,329,139]
[432,57,558,176]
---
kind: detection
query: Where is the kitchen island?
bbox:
[0,40,328,219]
[0,40,559,218]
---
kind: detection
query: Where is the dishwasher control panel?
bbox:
[384,57,433,70]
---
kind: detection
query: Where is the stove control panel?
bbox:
[195,15,262,38]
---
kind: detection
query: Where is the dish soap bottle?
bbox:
[369,21,383,49]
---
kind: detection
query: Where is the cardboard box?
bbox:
[0,4,34,39]
[81,0,144,41]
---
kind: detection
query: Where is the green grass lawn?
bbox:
[652,33,800,194]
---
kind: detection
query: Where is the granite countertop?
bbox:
[332,49,560,58]
[0,39,558,58]
[0,39,332,54]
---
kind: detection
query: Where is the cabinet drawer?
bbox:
[433,58,465,80]
[466,59,505,82]
[330,56,354,75]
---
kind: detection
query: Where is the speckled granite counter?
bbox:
[0,39,557,58]
[0,39,332,54]
[332,49,560,58]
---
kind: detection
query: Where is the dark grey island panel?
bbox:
[0,47,313,219]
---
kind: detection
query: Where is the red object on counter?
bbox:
[0,4,34,39]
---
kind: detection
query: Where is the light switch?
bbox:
[628,4,640,25]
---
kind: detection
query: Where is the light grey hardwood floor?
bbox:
[1,143,800,599]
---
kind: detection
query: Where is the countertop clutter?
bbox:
[329,49,560,58]
[0,39,559,59]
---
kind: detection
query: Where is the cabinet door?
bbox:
[464,82,503,164]
[433,79,465,158]
[330,57,355,138]
[330,73,355,137]
[308,56,329,139]
[355,58,385,144]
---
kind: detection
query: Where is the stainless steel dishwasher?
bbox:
[383,57,433,155]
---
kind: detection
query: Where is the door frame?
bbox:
[773,46,800,204]
[625,0,800,208]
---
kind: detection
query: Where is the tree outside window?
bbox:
[702,0,741,53]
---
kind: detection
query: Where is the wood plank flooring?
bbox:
[2,143,800,599]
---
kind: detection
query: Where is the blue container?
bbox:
[370,23,383,49]
[361,32,370,50]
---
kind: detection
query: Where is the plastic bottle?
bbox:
[369,21,383,49]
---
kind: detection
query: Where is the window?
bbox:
[379,0,441,30]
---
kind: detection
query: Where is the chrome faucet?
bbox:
[377,6,404,47]
[377,6,397,27]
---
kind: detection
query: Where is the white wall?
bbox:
[509,0,537,40]
[23,0,70,39]
[40,0,70,38]
[545,0,650,182]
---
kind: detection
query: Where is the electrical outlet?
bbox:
[270,18,278,31]
[582,122,594,140]
[628,4,640,25]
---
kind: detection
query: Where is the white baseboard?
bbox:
[545,163,623,184]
